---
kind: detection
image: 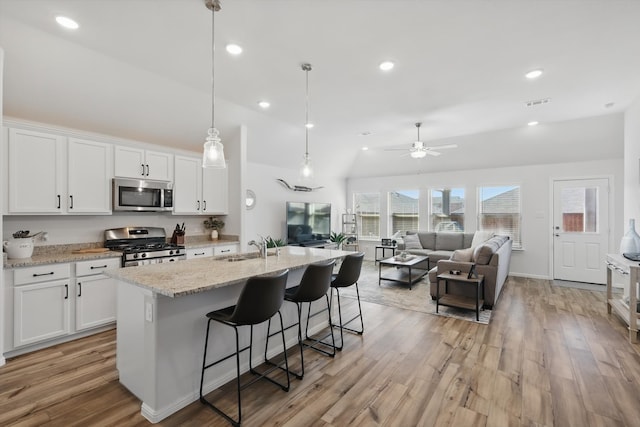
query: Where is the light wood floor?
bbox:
[2,276,640,426]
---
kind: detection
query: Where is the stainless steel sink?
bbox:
[225,251,277,262]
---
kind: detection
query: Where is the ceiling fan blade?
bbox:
[425,150,441,157]
[425,144,457,150]
[384,148,411,152]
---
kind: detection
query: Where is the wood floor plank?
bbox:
[2,273,640,426]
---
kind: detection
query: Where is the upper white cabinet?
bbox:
[174,155,228,215]
[67,138,112,213]
[114,146,173,181]
[7,129,112,214]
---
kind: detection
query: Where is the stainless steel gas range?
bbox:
[104,226,186,267]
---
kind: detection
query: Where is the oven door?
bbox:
[113,178,172,212]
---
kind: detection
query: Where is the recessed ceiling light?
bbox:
[226,44,243,55]
[528,121,539,126]
[257,100,270,109]
[361,146,369,151]
[605,102,615,108]
[55,16,79,30]
[305,123,314,129]
[525,69,543,79]
[359,131,372,136]
[379,61,394,71]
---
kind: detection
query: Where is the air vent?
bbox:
[526,98,551,107]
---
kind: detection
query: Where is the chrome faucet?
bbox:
[248,239,267,258]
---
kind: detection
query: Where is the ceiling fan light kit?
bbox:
[384,122,458,158]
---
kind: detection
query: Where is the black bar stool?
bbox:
[330,252,365,350]
[199,269,290,427]
[266,259,336,379]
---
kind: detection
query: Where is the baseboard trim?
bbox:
[509,272,550,280]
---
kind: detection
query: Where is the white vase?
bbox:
[210,229,219,240]
[620,218,640,254]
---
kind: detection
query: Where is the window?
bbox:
[354,192,380,239]
[388,190,419,234]
[431,188,465,231]
[478,185,521,248]
[560,187,598,232]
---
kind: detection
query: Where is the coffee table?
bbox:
[378,255,429,290]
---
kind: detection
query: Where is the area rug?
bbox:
[335,261,492,324]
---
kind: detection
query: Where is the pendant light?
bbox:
[300,63,314,180]
[202,0,226,169]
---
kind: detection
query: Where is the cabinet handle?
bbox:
[220,249,231,253]
[195,252,205,256]
[141,164,145,176]
[146,164,150,176]
[69,195,74,209]
[203,200,207,211]
[57,195,61,209]
[33,272,54,277]
[78,282,82,297]
[64,284,69,300]
[197,200,200,210]
[90,265,108,270]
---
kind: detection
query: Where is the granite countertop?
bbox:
[3,237,239,269]
[105,246,352,298]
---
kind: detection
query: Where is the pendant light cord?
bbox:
[211,3,216,130]
[302,63,312,158]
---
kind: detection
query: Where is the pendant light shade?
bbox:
[202,0,226,169]
[299,63,314,180]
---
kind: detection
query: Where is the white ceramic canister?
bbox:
[3,238,35,259]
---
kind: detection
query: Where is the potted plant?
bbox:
[330,231,347,249]
[204,217,225,240]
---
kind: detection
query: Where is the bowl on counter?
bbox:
[3,238,35,259]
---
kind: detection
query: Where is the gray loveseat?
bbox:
[397,231,512,308]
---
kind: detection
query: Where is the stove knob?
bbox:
[175,249,181,255]
[169,250,174,255]
[133,254,138,259]
[141,253,146,258]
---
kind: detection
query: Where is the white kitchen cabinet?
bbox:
[186,247,214,259]
[174,154,228,215]
[115,146,173,181]
[13,263,71,347]
[7,129,112,214]
[75,258,120,331]
[8,128,64,213]
[67,138,112,213]
[214,244,238,256]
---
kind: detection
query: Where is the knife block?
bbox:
[171,231,185,245]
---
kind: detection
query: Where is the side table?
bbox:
[436,271,485,321]
[375,245,397,263]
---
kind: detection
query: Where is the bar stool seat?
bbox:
[199,269,290,427]
[330,252,365,350]
[266,259,336,379]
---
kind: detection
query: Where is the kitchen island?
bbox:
[106,246,351,423]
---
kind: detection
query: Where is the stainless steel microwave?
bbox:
[113,178,173,212]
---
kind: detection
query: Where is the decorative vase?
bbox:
[620,218,640,254]
[210,229,219,240]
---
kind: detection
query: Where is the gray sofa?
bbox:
[398,231,512,309]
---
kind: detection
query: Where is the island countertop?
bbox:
[105,246,353,297]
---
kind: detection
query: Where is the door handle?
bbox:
[78,282,82,297]
[57,195,61,209]
[141,164,145,176]
[64,284,69,300]
[203,200,207,211]
[145,164,150,176]
[69,195,74,209]
[197,200,200,210]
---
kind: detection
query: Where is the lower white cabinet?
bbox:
[14,279,70,347]
[186,247,214,259]
[214,244,238,256]
[75,274,117,331]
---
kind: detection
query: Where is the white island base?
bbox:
[110,247,350,423]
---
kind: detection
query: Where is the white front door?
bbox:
[553,178,609,284]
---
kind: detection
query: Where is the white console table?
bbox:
[606,254,640,343]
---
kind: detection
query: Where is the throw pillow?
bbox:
[451,247,474,262]
[471,230,494,248]
[403,233,422,249]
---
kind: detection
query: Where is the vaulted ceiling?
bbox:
[1,0,638,179]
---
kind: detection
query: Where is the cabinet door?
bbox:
[8,128,65,213]
[114,146,146,178]
[202,166,228,215]
[68,138,112,213]
[14,279,70,347]
[173,155,202,214]
[75,274,116,331]
[145,150,173,181]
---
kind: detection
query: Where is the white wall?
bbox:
[348,158,624,279]
[244,162,346,247]
[624,97,640,224]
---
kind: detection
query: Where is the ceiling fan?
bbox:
[385,123,457,158]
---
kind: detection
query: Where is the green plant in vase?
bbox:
[204,217,225,240]
[330,231,347,249]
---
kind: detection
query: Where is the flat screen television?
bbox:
[286,202,331,246]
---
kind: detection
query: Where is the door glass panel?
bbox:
[561,187,598,233]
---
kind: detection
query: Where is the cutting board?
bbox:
[71,248,111,254]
